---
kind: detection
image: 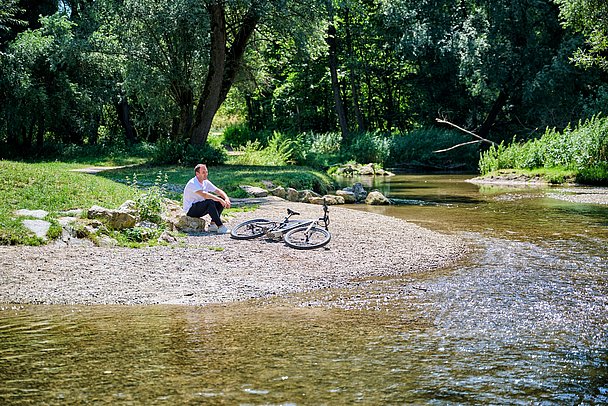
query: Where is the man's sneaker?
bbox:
[217,225,230,234]
[208,224,218,232]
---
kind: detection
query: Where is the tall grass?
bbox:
[479,115,608,183]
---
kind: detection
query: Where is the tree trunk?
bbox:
[191,3,226,146]
[326,20,349,141]
[477,88,508,139]
[344,8,365,132]
[191,5,258,146]
[116,95,137,144]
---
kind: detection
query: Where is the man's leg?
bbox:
[187,200,223,226]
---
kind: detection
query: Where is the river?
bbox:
[1,174,607,404]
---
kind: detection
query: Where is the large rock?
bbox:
[269,186,286,199]
[352,182,368,202]
[87,205,136,230]
[286,187,299,202]
[298,189,320,203]
[161,199,207,232]
[309,195,345,205]
[335,190,356,203]
[365,190,391,205]
[22,219,51,239]
[358,164,375,176]
[240,185,268,197]
[176,216,207,233]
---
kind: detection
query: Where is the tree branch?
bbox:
[434,118,497,153]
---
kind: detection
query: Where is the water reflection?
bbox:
[1,174,607,404]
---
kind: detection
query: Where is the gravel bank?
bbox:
[0,197,466,306]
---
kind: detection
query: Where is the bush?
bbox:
[389,128,480,170]
[228,131,295,166]
[479,114,608,182]
[223,123,256,148]
[151,138,226,165]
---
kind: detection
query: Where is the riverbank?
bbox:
[0,197,466,306]
[468,174,608,205]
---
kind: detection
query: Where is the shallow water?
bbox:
[1,174,607,404]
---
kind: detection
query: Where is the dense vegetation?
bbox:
[1,0,607,176]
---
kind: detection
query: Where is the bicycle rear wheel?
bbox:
[230,219,273,240]
[283,226,331,249]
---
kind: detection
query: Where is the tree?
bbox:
[555,0,608,71]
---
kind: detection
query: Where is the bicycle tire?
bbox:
[230,219,273,240]
[283,226,331,249]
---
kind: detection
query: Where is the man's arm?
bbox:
[196,189,231,208]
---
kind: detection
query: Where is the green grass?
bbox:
[99,164,335,198]
[0,161,137,245]
[478,115,608,184]
[0,160,334,245]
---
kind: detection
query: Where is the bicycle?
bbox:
[230,201,331,249]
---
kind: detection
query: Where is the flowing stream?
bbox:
[1,174,607,404]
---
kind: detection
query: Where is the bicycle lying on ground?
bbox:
[230,201,331,249]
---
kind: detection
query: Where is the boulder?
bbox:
[176,216,207,233]
[335,190,356,203]
[352,182,368,202]
[286,187,299,202]
[309,195,345,205]
[298,189,320,203]
[118,200,138,216]
[87,205,136,230]
[269,186,286,199]
[365,190,391,205]
[22,219,51,239]
[160,199,207,232]
[358,164,375,176]
[240,185,268,197]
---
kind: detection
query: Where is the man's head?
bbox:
[195,164,208,180]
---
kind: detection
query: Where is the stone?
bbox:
[15,209,48,219]
[269,186,286,199]
[309,195,344,205]
[352,183,368,202]
[261,180,276,189]
[87,205,136,230]
[365,190,391,205]
[176,216,207,233]
[22,219,51,239]
[97,235,118,247]
[298,189,320,203]
[359,164,375,176]
[158,230,178,244]
[286,188,299,202]
[118,200,138,216]
[336,190,356,203]
[239,185,268,197]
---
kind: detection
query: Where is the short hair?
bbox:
[194,163,207,175]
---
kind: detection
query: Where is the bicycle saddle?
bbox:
[287,208,300,216]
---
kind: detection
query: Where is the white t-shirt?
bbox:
[183,177,218,213]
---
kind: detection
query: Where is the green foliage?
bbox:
[127,171,168,224]
[388,128,479,170]
[479,115,608,183]
[151,139,227,166]
[223,123,257,148]
[345,132,392,166]
[228,132,295,166]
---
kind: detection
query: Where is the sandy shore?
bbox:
[0,197,467,306]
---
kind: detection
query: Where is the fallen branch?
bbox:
[433,139,481,153]
[434,118,497,153]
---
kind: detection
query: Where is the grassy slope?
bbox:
[0,160,334,245]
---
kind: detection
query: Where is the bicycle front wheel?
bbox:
[284,226,331,249]
[230,219,273,240]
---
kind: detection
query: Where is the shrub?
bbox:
[151,138,226,165]
[390,128,480,170]
[223,123,256,148]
